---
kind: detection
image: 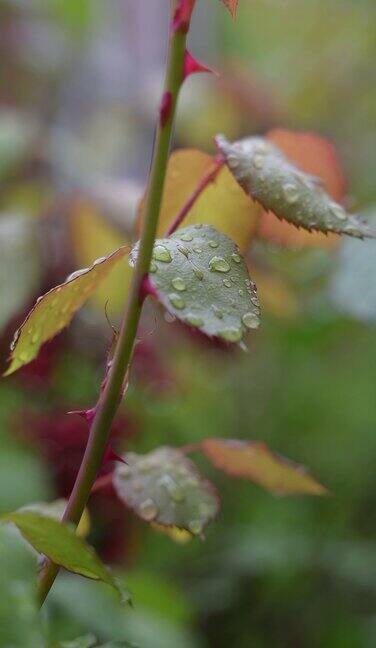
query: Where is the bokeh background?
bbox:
[1,1,376,646]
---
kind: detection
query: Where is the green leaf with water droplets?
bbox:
[57,637,137,648]
[2,511,131,603]
[4,246,128,376]
[201,439,328,496]
[113,447,219,537]
[216,134,376,240]
[130,225,260,344]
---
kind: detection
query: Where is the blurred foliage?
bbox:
[0,0,376,646]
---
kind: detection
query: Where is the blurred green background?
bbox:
[0,1,376,646]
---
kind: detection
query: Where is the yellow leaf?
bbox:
[151,523,192,544]
[201,438,328,496]
[139,149,260,253]
[4,246,128,376]
[70,200,132,316]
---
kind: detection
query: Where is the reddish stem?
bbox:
[165,155,225,236]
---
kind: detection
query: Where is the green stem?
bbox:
[37,1,192,606]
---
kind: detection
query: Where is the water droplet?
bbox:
[67,268,89,282]
[171,277,186,291]
[253,154,264,169]
[209,240,219,249]
[212,305,223,319]
[223,279,231,288]
[31,331,40,345]
[189,520,203,535]
[251,296,259,306]
[238,289,244,296]
[139,498,158,521]
[149,261,157,273]
[185,313,204,328]
[180,232,193,242]
[178,246,189,257]
[194,224,203,229]
[230,276,236,283]
[282,183,299,204]
[330,203,346,221]
[194,269,204,280]
[219,328,243,343]
[169,293,185,309]
[231,253,241,263]
[153,245,172,263]
[242,312,260,329]
[209,256,230,273]
[159,475,185,502]
[93,256,107,266]
[193,246,202,254]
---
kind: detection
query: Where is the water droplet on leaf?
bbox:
[282,183,299,204]
[185,313,204,328]
[169,293,185,309]
[153,245,172,263]
[209,256,230,273]
[139,498,158,521]
[242,312,260,329]
[219,328,243,343]
[209,240,219,249]
[231,253,241,263]
[171,277,186,291]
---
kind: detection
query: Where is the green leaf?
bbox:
[130,224,260,344]
[2,511,130,603]
[56,635,137,648]
[201,438,328,496]
[113,447,219,536]
[4,246,128,376]
[216,134,376,240]
[19,499,90,538]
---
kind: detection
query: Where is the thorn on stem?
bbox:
[67,407,96,423]
[183,50,216,79]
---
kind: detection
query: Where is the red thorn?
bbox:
[183,50,216,80]
[67,407,96,423]
[159,92,172,128]
[172,0,195,33]
[103,445,127,465]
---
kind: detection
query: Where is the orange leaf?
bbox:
[258,129,347,248]
[140,149,260,253]
[201,438,328,496]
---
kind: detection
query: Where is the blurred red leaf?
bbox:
[201,438,328,496]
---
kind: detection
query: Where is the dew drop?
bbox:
[193,246,202,254]
[67,268,89,282]
[194,269,204,280]
[222,278,231,288]
[139,498,158,521]
[153,245,172,263]
[212,305,223,319]
[180,232,193,242]
[252,154,264,170]
[231,253,241,264]
[149,261,157,273]
[159,475,185,502]
[189,519,203,535]
[238,289,244,296]
[169,293,185,310]
[209,256,230,273]
[282,183,299,204]
[208,240,219,249]
[251,296,259,306]
[178,246,189,258]
[185,313,204,328]
[219,328,243,343]
[171,277,186,291]
[330,203,346,221]
[93,256,107,266]
[242,312,260,329]
[230,276,236,283]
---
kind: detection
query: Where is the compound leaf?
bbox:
[4,246,128,376]
[201,438,328,496]
[113,447,219,536]
[216,134,375,240]
[2,511,130,603]
[130,224,260,344]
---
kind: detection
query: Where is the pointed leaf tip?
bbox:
[201,438,328,496]
[216,134,376,241]
[4,246,128,376]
